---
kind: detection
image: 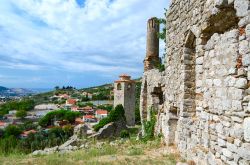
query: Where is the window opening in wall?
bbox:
[117,83,122,90]
[127,83,132,90]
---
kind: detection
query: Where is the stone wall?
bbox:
[140,0,250,164]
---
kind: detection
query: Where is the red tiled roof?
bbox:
[82,106,93,110]
[21,130,37,136]
[71,106,78,111]
[75,118,83,123]
[67,99,77,105]
[0,122,5,126]
[84,115,95,119]
[96,110,108,115]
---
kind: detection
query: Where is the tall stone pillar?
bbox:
[144,17,160,71]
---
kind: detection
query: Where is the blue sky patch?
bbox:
[75,0,85,7]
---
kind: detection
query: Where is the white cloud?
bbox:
[0,0,169,87]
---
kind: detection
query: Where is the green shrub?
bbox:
[16,110,27,119]
[0,135,21,155]
[120,130,130,138]
[142,108,156,141]
[94,104,125,132]
[0,99,35,116]
[4,125,22,138]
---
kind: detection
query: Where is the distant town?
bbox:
[0,84,115,136]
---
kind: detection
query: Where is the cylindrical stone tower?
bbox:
[144,17,160,72]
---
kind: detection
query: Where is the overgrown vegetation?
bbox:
[0,99,35,117]
[120,130,130,138]
[135,81,142,124]
[94,104,125,132]
[0,137,181,165]
[82,84,113,100]
[155,9,168,72]
[0,124,73,155]
[142,108,157,141]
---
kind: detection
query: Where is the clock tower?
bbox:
[114,74,136,126]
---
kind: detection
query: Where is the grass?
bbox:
[0,138,181,165]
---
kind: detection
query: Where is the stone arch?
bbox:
[168,105,179,145]
[151,85,164,112]
[182,30,196,115]
[117,83,122,90]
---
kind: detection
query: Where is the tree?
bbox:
[55,86,60,90]
[38,110,81,127]
[94,104,125,131]
[16,110,27,119]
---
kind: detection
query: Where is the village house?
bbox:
[95,109,108,120]
[8,110,17,115]
[82,106,94,115]
[71,106,78,111]
[75,117,84,125]
[66,99,77,106]
[0,121,8,129]
[83,115,97,123]
[82,92,93,99]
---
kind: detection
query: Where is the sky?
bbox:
[0,0,170,89]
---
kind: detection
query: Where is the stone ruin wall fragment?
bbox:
[140,0,250,164]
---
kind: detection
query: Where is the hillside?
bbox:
[0,86,35,97]
[30,78,142,105]
[0,86,8,92]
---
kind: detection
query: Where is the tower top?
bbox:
[115,74,135,83]
[147,17,159,31]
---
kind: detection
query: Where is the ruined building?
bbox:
[114,74,136,126]
[140,0,250,164]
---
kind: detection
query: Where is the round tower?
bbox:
[144,17,160,72]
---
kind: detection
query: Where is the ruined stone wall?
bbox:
[140,0,250,164]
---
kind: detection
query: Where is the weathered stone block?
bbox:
[239,159,250,165]
[218,138,226,147]
[239,40,250,55]
[235,78,247,89]
[227,142,238,153]
[243,54,250,66]
[214,79,222,87]
[232,100,243,111]
[222,148,233,159]
[246,24,250,38]
[237,143,250,160]
[239,16,250,27]
[234,0,250,17]
[244,117,250,142]
[232,116,243,123]
[234,138,242,147]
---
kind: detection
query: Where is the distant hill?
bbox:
[0,86,8,92]
[0,86,36,97]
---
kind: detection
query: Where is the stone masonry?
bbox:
[140,0,250,164]
[144,17,161,71]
